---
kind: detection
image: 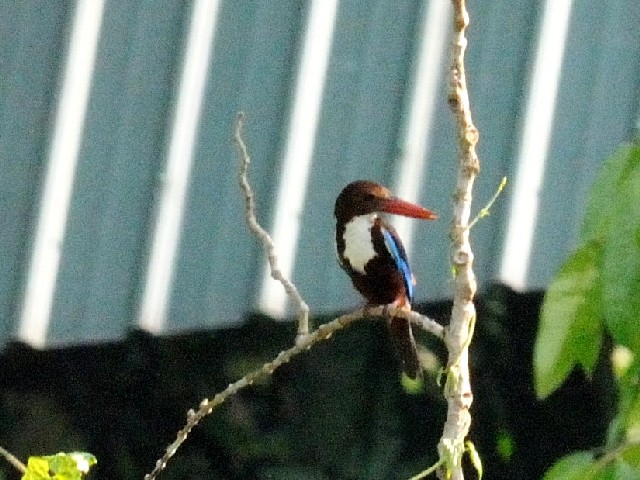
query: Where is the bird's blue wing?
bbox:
[381,227,414,303]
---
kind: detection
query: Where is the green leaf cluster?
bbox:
[22,452,96,480]
[542,443,640,480]
[534,143,640,478]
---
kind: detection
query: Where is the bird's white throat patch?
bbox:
[342,214,377,273]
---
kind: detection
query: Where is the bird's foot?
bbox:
[363,300,411,319]
[381,303,396,319]
[295,332,313,347]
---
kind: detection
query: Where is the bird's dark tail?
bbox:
[388,317,421,379]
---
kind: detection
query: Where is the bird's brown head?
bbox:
[334,180,438,224]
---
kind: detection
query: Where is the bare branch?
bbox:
[233,112,310,338]
[0,445,26,474]
[439,0,480,478]
[386,306,445,339]
[409,458,445,480]
[144,114,446,479]
[143,306,442,479]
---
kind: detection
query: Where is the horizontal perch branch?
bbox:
[144,306,442,479]
[145,114,444,480]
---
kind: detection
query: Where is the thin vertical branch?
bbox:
[439,0,479,479]
[234,113,310,338]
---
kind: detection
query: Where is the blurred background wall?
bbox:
[1,0,639,348]
[1,2,637,479]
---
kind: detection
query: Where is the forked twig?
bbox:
[143,115,444,480]
[234,112,310,338]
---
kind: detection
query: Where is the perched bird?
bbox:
[334,180,437,379]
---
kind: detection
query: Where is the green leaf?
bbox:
[22,452,96,480]
[534,241,604,398]
[543,444,640,480]
[593,443,640,480]
[581,144,640,244]
[619,371,640,437]
[465,441,483,479]
[542,451,595,480]
[22,457,50,480]
[602,162,640,352]
[495,429,515,461]
[72,453,96,474]
[597,460,640,480]
[620,441,640,469]
[400,373,424,394]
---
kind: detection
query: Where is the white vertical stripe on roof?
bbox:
[138,0,220,333]
[392,0,451,258]
[18,0,105,347]
[499,0,574,290]
[258,0,339,318]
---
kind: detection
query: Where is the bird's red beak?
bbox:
[381,197,438,220]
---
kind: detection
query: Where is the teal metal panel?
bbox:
[2,0,640,348]
[0,3,73,340]
[528,0,640,288]
[399,52,458,303]
[49,0,188,343]
[167,0,305,330]
[465,0,541,285]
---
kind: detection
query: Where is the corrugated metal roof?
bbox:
[1,0,639,348]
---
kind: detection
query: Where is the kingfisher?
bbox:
[334,180,437,379]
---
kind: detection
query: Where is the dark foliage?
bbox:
[0,285,614,479]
